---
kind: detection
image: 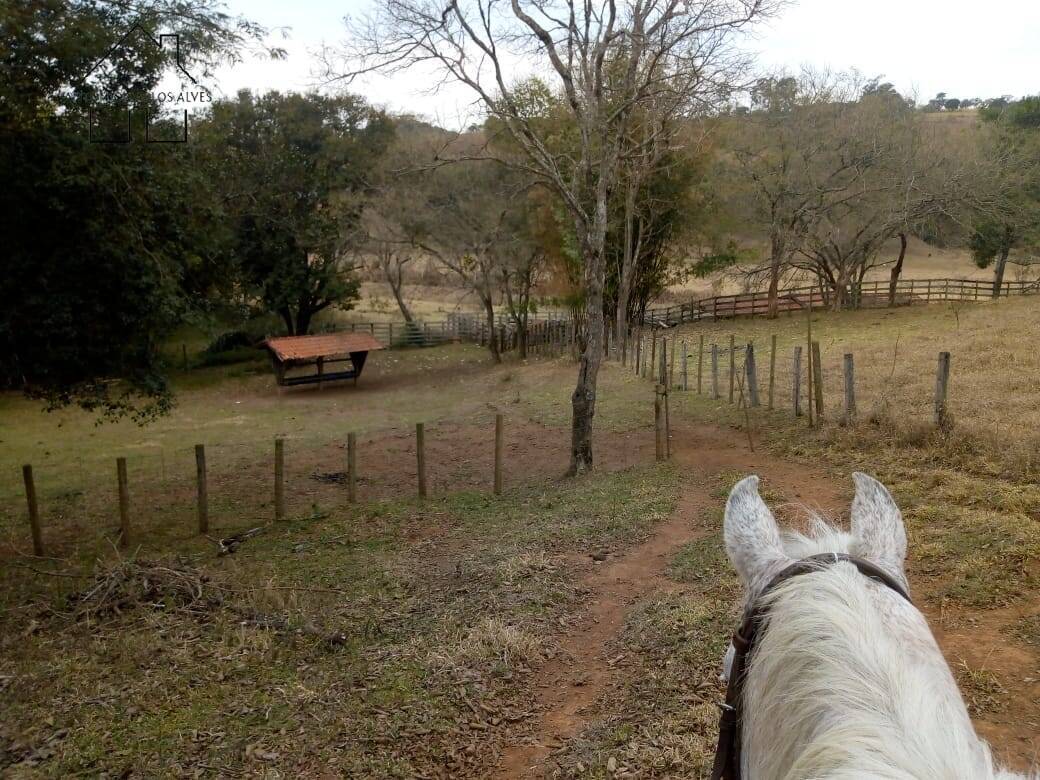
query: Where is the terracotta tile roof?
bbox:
[264,333,385,362]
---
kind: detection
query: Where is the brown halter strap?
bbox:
[709,553,912,780]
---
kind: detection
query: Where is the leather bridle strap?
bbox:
[709,553,912,780]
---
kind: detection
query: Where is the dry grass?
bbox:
[673,295,1040,482]
[429,618,549,676]
[955,659,1010,717]
[666,298,1040,612]
[0,466,679,777]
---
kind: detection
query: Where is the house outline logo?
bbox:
[82,23,212,143]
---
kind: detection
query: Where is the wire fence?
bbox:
[3,412,661,562]
[619,328,948,414]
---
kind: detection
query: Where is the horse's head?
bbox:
[719,472,907,679]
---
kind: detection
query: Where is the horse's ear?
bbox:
[724,476,788,587]
[850,472,907,577]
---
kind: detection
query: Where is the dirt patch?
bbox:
[928,603,1040,766]
[492,423,844,778]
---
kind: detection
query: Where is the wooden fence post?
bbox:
[416,423,427,498]
[746,344,760,407]
[935,352,951,428]
[843,353,856,424]
[22,464,43,556]
[806,286,815,427]
[711,344,720,399]
[697,334,704,394]
[681,341,689,391]
[650,333,657,377]
[669,337,676,388]
[728,335,736,403]
[116,456,130,548]
[654,386,665,462]
[767,334,777,410]
[195,444,208,534]
[664,384,671,459]
[274,438,285,522]
[659,337,668,386]
[811,340,824,418]
[347,432,357,503]
[494,414,504,496]
[793,347,803,417]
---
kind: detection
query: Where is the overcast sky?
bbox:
[216,0,1039,123]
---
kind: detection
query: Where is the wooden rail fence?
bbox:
[321,312,579,355]
[642,277,1040,327]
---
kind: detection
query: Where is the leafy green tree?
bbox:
[0,0,267,419]
[485,80,712,339]
[971,95,1040,295]
[606,138,709,326]
[199,91,394,335]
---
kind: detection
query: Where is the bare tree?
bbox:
[499,246,545,359]
[361,201,420,325]
[724,73,877,315]
[412,156,518,362]
[615,110,667,345]
[787,109,952,308]
[725,72,989,311]
[334,0,776,473]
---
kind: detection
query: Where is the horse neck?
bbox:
[741,563,1014,779]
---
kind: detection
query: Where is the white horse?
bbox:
[721,473,1034,780]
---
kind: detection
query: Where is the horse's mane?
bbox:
[741,517,1036,780]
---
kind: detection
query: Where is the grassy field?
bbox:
[1,345,670,776]
[1,466,678,777]
[664,236,1002,300]
[668,294,1040,481]
[0,342,661,563]
[2,294,1039,776]
[663,296,1040,615]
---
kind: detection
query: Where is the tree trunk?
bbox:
[571,235,606,475]
[519,305,529,359]
[483,297,501,364]
[832,273,848,312]
[386,266,416,324]
[767,235,783,318]
[615,181,638,345]
[279,307,295,336]
[888,232,907,307]
[295,305,314,336]
[992,246,1010,298]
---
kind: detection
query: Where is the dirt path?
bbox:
[492,423,845,778]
